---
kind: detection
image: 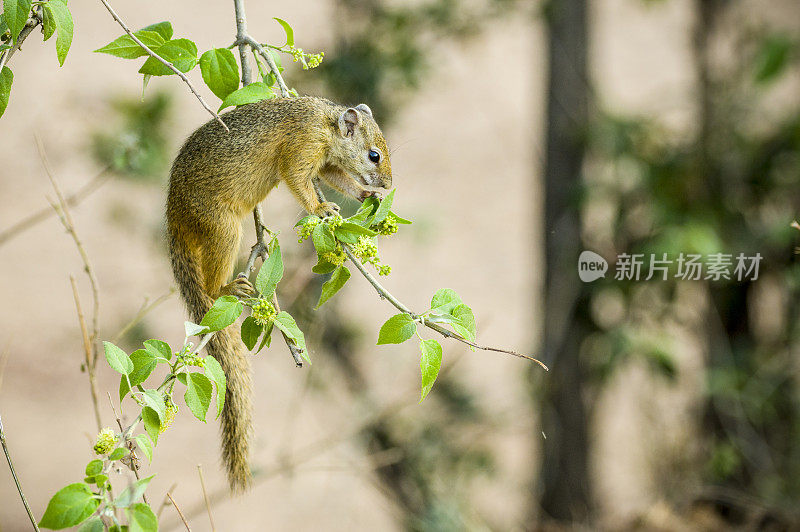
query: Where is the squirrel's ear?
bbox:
[355,103,372,118]
[338,108,361,137]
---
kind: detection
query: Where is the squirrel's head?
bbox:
[332,103,392,191]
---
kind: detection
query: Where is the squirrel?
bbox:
[166,96,393,491]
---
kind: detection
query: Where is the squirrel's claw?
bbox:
[314,201,340,218]
[221,276,256,299]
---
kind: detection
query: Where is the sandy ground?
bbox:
[0,0,758,529]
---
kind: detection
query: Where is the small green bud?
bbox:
[251,300,277,326]
[322,247,347,266]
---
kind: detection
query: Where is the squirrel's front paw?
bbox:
[314,202,341,218]
[360,189,383,201]
[220,276,256,299]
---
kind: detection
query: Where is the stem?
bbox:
[0,414,41,531]
[196,465,217,532]
[95,0,229,131]
[241,36,290,97]
[0,15,41,72]
[166,492,192,531]
[342,245,548,369]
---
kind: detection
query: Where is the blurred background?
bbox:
[1,0,800,529]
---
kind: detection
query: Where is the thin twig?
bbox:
[196,465,217,532]
[0,167,110,247]
[95,0,229,131]
[71,276,103,431]
[157,484,179,520]
[342,245,548,369]
[167,492,193,531]
[0,414,41,531]
[107,393,148,506]
[240,35,290,97]
[38,138,101,367]
[112,288,176,343]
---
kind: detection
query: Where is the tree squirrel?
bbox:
[166,96,393,491]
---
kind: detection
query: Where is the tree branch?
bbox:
[95,0,229,131]
[342,245,548,369]
[240,35,290,97]
[0,14,41,72]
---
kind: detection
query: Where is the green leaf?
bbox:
[200,48,240,100]
[115,475,154,508]
[77,517,104,532]
[138,38,198,76]
[316,265,350,308]
[218,81,274,111]
[390,210,412,224]
[41,4,55,41]
[273,311,307,360]
[241,316,262,351]
[139,21,173,40]
[104,341,133,375]
[451,304,476,341]
[128,349,158,387]
[256,322,273,353]
[135,434,153,463]
[273,17,294,47]
[185,372,213,421]
[429,288,463,315]
[143,339,172,361]
[334,222,377,244]
[94,30,165,59]
[119,375,131,403]
[185,321,209,337]
[38,483,99,530]
[45,0,72,66]
[294,215,320,227]
[203,355,226,419]
[755,34,794,84]
[255,240,284,299]
[108,447,129,461]
[3,0,31,45]
[377,313,416,345]
[311,257,337,274]
[370,189,395,225]
[85,459,103,477]
[128,503,158,532]
[142,407,160,445]
[419,339,442,401]
[140,389,166,422]
[200,295,243,332]
[312,223,336,254]
[0,66,13,119]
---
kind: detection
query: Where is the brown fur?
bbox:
[166,96,392,491]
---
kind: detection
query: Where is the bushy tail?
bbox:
[169,230,253,492]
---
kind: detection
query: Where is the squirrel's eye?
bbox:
[368,150,381,164]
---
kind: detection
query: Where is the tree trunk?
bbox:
[533,0,593,524]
